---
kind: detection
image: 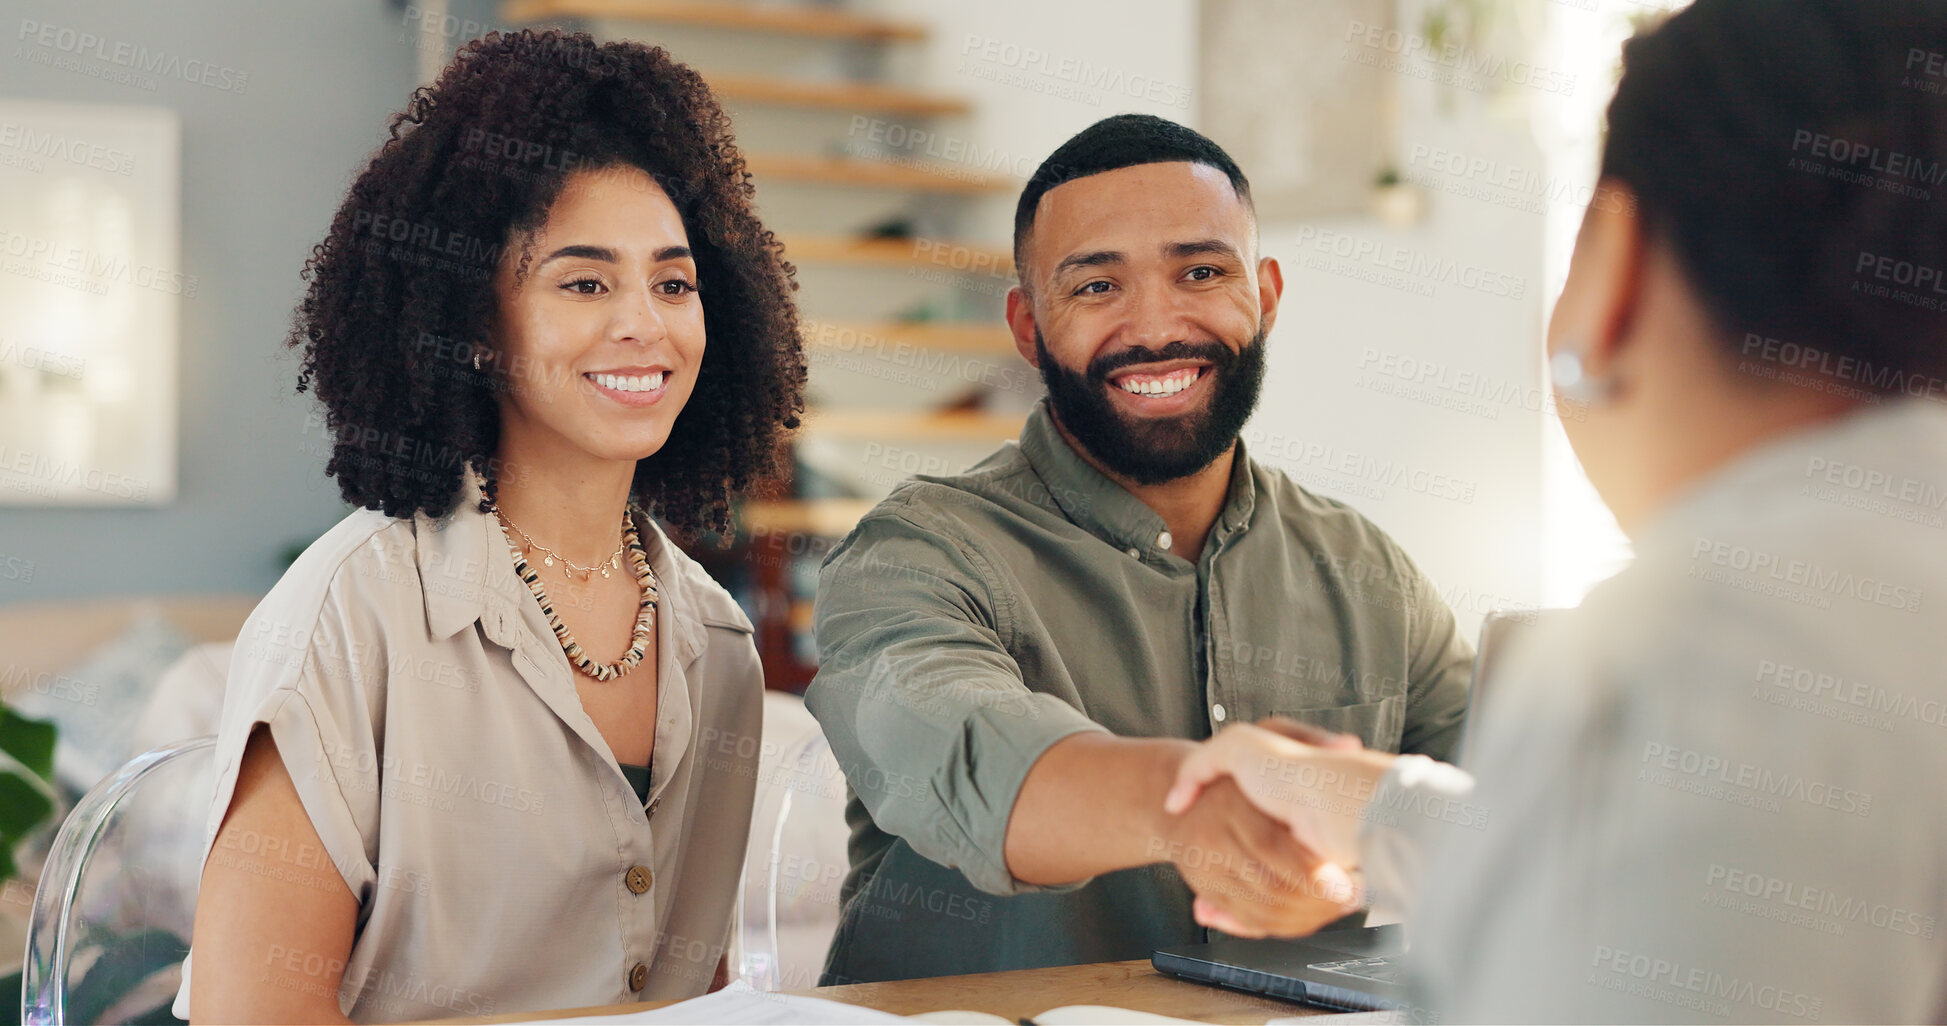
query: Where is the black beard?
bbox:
[1035,328,1266,486]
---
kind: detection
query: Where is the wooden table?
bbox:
[449,959,1325,1024]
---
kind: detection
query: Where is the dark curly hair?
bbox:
[1604,0,1947,391]
[293,29,805,536]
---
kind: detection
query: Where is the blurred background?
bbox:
[0,0,1673,746]
[0,0,1686,1010]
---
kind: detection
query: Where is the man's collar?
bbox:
[1016,398,1257,558]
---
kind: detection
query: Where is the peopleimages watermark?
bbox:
[0,227,198,297]
[320,738,549,815]
[1341,20,1576,96]
[0,443,150,501]
[1753,658,1947,733]
[1249,754,1491,831]
[1213,640,1414,698]
[846,117,1039,183]
[458,127,584,175]
[1738,332,1947,405]
[0,552,34,584]
[1356,346,1583,423]
[1246,427,1480,505]
[1639,740,1873,817]
[1800,454,1947,530]
[1588,943,1823,1020]
[801,320,1037,396]
[1687,535,1924,613]
[399,4,495,55]
[957,34,1192,110]
[14,18,248,93]
[1854,250,1947,313]
[0,121,135,176]
[0,663,98,707]
[1291,226,1527,301]
[1286,552,1541,639]
[349,208,499,282]
[299,410,532,493]
[1404,144,1633,219]
[1908,48,1947,95]
[1788,129,1941,201]
[0,338,84,380]
[1703,862,1936,940]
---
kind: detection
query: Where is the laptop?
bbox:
[1151,609,1545,1012]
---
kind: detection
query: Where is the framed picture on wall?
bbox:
[0,99,181,506]
[1198,0,1394,220]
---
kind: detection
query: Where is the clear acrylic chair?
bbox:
[22,736,215,1025]
[736,716,850,994]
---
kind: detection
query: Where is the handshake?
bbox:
[1154,719,1399,938]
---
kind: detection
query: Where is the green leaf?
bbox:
[0,707,56,783]
[0,770,55,845]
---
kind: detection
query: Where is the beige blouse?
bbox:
[172,473,762,1022]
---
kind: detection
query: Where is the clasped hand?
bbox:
[1157,718,1397,938]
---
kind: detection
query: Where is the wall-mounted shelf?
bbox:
[741,497,877,537]
[500,0,928,42]
[748,154,1012,194]
[708,74,970,117]
[780,234,1013,274]
[805,408,1026,443]
[805,321,1018,355]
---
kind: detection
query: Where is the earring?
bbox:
[472,348,489,371]
[1550,347,1614,405]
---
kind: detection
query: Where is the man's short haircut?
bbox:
[1012,114,1254,279]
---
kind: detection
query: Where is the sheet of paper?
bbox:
[546,987,911,1024]
[1266,1011,1411,1025]
[1036,1005,1209,1024]
[911,1006,1206,1025]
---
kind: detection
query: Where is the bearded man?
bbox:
[806,114,1475,984]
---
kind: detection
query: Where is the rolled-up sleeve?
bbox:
[202,581,383,904]
[175,572,386,1020]
[805,509,1108,896]
[1394,545,1475,762]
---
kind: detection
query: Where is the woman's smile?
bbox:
[583,365,674,407]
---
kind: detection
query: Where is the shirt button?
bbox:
[1212,703,1228,723]
[1126,547,1141,559]
[1158,530,1173,550]
[626,865,653,894]
[628,962,649,991]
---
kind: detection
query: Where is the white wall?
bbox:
[0,1,424,604]
[1248,0,1557,634]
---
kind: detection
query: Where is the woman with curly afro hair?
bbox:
[180,30,805,1023]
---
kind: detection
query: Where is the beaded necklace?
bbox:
[492,505,660,682]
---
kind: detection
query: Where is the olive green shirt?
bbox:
[806,400,1474,984]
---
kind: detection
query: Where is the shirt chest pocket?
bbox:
[1265,695,1406,752]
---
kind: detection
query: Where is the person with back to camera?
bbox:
[1164,1,1947,1021]
[180,30,806,1024]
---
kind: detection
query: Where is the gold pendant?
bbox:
[601,567,612,578]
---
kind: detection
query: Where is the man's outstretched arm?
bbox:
[1007,731,1363,936]
[808,509,1359,934]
